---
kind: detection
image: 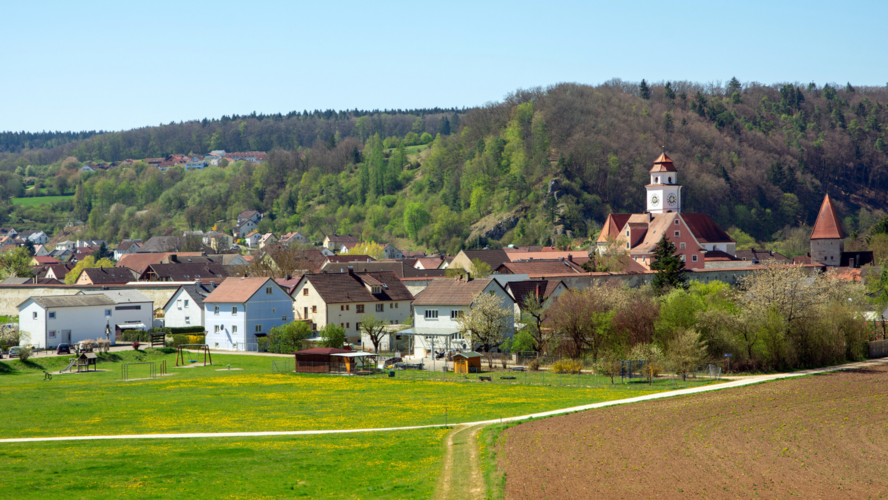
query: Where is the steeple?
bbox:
[810,194,845,240]
[646,150,682,214]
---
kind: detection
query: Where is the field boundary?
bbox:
[1,357,885,444]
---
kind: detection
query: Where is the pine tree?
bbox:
[727,77,741,94]
[639,79,651,100]
[664,82,676,100]
[650,234,687,294]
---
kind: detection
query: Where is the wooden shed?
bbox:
[452,351,482,374]
[293,347,351,373]
[77,352,98,372]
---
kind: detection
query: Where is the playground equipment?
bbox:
[176,344,212,367]
[122,361,156,381]
[60,359,76,373]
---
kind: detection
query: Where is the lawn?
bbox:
[0,349,717,438]
[11,194,75,206]
[1,429,448,499]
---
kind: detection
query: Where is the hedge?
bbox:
[168,326,206,334]
[168,334,207,348]
[120,330,151,342]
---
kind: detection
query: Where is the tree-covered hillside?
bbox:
[2,79,887,255]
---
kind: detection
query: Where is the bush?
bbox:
[528,359,541,371]
[169,334,206,348]
[18,346,32,361]
[132,341,140,350]
[551,359,583,374]
[120,330,150,342]
[168,326,206,334]
[264,322,312,353]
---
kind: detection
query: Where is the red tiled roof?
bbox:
[649,152,677,172]
[703,250,739,262]
[811,194,845,240]
[597,214,632,243]
[680,214,735,243]
[506,280,566,308]
[497,259,586,277]
[459,249,510,270]
[80,267,138,284]
[32,256,61,264]
[326,255,375,263]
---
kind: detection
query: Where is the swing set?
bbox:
[176,344,213,367]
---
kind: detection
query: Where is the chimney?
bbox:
[347,266,354,276]
[465,271,472,282]
[535,284,542,298]
[567,254,573,263]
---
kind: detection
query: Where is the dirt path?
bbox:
[435,425,486,500]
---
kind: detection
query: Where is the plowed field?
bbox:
[500,366,888,499]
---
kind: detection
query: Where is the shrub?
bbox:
[120,330,150,342]
[18,346,32,361]
[528,359,541,371]
[551,359,583,374]
[168,326,206,334]
[169,334,206,348]
[132,341,140,350]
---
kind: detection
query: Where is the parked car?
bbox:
[57,343,71,355]
[8,346,21,358]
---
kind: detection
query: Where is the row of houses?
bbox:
[79,151,268,174]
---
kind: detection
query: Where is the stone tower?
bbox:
[810,194,844,266]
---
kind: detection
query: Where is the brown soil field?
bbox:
[499,366,888,499]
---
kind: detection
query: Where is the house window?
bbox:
[214,325,220,333]
[46,312,52,319]
[341,305,344,311]
[346,305,350,311]
[232,325,238,333]
[282,315,287,321]
[357,305,364,313]
[626,243,630,249]
[626,230,629,237]
[266,287,272,294]
[105,310,111,317]
[425,310,438,319]
[376,304,384,312]
[692,255,698,262]
[395,303,398,308]
[214,306,220,315]
[679,242,686,249]
[346,323,350,329]
[255,324,262,333]
[304,307,308,318]
[303,288,309,296]
[177,300,182,309]
[451,310,463,319]
[674,230,680,237]
[681,255,686,262]
[49,330,56,338]
[185,316,191,324]
[312,305,317,313]
[312,323,317,330]
[272,308,276,314]
[232,307,237,315]
[674,219,679,225]
[356,322,362,330]
[184,299,189,307]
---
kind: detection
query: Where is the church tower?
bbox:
[646,152,682,214]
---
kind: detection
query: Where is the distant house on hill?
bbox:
[323,234,359,251]
[18,230,49,245]
[237,210,262,224]
[233,219,257,238]
[280,231,308,246]
[113,239,142,260]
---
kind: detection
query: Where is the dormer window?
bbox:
[371,285,381,294]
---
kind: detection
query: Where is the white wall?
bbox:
[163,288,205,328]
[205,302,247,351]
[17,301,151,349]
[19,302,46,348]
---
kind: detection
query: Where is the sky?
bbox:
[2,0,886,132]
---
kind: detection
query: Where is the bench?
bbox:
[510,366,526,372]
[479,376,492,382]
[500,376,516,380]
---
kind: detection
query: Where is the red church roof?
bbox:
[811,195,845,240]
[649,152,677,172]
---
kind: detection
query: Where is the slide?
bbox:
[60,359,76,373]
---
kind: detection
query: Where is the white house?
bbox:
[258,233,278,248]
[55,240,76,252]
[292,269,414,345]
[233,219,257,238]
[237,210,262,224]
[113,239,142,261]
[185,156,208,171]
[18,290,153,348]
[33,244,51,257]
[382,244,404,260]
[18,230,49,245]
[280,231,308,246]
[162,282,217,329]
[403,276,517,357]
[244,231,262,248]
[204,277,294,351]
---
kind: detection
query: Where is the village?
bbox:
[1,153,880,370]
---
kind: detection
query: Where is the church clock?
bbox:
[667,193,677,206]
[650,194,660,206]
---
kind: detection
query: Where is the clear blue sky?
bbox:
[2,0,885,132]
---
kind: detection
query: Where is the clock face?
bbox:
[650,195,660,206]
[667,194,677,206]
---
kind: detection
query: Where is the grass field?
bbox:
[11,194,75,206]
[0,349,717,438]
[1,429,448,499]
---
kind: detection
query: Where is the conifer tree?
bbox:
[639,79,651,100]
[650,234,687,294]
[664,82,676,100]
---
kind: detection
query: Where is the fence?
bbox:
[870,339,888,359]
[121,361,156,381]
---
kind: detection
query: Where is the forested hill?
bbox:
[0,108,463,167]
[2,79,887,255]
